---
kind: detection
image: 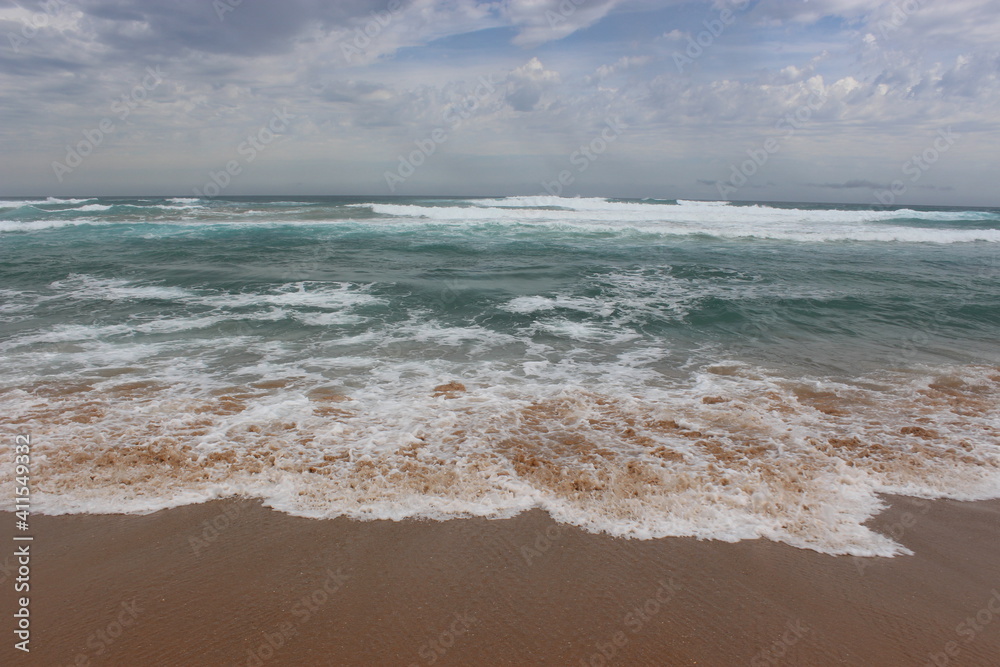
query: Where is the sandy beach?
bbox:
[4,0,1000,664]
[2,495,998,666]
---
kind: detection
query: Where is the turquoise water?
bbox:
[1,195,998,555]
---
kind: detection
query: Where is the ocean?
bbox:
[1,195,997,556]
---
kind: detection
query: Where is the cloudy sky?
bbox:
[1,0,998,204]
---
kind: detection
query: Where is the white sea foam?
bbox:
[1,361,997,556]
[0,201,204,227]
[0,219,113,233]
[0,282,1000,555]
[191,282,385,311]
[153,204,205,211]
[354,198,998,243]
[0,197,95,208]
[131,315,228,335]
[46,203,114,212]
[291,311,367,327]
[676,199,732,206]
[47,275,194,302]
[0,323,135,350]
[502,295,615,317]
[535,319,640,343]
[47,197,93,204]
[464,195,643,210]
[6,197,993,243]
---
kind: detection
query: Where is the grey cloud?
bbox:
[318,80,393,104]
[31,0,616,67]
[77,0,380,57]
[808,179,890,190]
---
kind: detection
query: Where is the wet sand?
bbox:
[2,495,999,666]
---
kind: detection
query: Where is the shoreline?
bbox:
[2,495,999,666]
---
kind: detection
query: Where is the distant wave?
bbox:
[351,197,999,243]
[0,197,96,208]
[0,218,113,233]
[2,196,996,244]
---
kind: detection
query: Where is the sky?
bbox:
[1,0,998,205]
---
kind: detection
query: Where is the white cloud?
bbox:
[504,57,561,111]
[590,55,652,81]
[505,0,626,47]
